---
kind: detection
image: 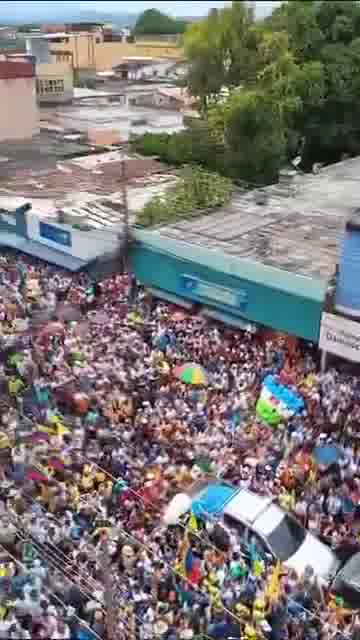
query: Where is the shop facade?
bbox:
[131,230,327,343]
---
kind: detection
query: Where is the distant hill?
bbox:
[134,9,187,35]
[0,3,138,27]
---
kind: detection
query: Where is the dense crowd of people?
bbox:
[0,250,358,640]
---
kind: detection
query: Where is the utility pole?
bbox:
[120,158,130,273]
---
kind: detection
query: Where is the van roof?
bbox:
[224,489,272,525]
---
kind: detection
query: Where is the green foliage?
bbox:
[130,122,226,173]
[266,0,360,166]
[180,0,360,181]
[136,167,233,228]
[134,9,187,35]
[224,90,287,184]
[134,0,360,186]
[184,4,259,109]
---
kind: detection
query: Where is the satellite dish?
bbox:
[291,155,302,167]
[312,163,322,174]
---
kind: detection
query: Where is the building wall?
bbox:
[131,91,181,110]
[49,34,97,71]
[36,60,74,103]
[95,41,183,71]
[26,38,50,64]
[25,212,118,261]
[0,76,39,141]
[130,243,323,342]
[49,34,183,72]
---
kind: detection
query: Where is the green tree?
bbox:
[223,89,287,184]
[133,0,360,185]
[184,3,258,109]
[137,166,233,227]
[184,9,230,109]
[134,9,186,35]
[268,1,360,166]
[268,1,324,62]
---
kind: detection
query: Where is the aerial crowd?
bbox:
[0,250,358,640]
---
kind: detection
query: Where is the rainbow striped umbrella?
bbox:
[174,363,208,386]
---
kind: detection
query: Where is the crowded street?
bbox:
[0,250,358,640]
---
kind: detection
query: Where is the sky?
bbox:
[1,1,278,20]
[90,1,278,17]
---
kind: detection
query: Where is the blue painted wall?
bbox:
[131,242,322,342]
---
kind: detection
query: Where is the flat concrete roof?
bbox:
[154,157,360,282]
[41,95,185,141]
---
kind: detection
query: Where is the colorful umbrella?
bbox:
[174,363,208,386]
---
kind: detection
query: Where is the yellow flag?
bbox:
[266,562,282,603]
[176,532,190,577]
[187,512,198,533]
[0,565,8,578]
[252,558,264,577]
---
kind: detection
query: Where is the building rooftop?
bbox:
[0,57,35,79]
[0,149,169,203]
[0,130,93,176]
[40,87,186,141]
[153,157,360,283]
[0,145,177,230]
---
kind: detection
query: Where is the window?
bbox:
[36,79,65,96]
[267,514,307,561]
[56,54,69,63]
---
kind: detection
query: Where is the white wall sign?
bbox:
[319,312,360,362]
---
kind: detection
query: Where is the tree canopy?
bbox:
[182,0,360,180]
[133,1,360,186]
[134,8,187,35]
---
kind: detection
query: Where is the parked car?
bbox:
[164,482,360,608]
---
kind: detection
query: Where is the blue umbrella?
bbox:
[313,444,343,466]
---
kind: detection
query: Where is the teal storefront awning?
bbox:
[202,307,257,332]
[131,231,326,342]
[148,287,194,309]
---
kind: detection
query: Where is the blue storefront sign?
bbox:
[39,222,72,248]
[180,274,248,311]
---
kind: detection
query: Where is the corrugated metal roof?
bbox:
[133,228,327,303]
[152,157,360,282]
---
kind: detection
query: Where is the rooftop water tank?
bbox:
[336,212,360,317]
